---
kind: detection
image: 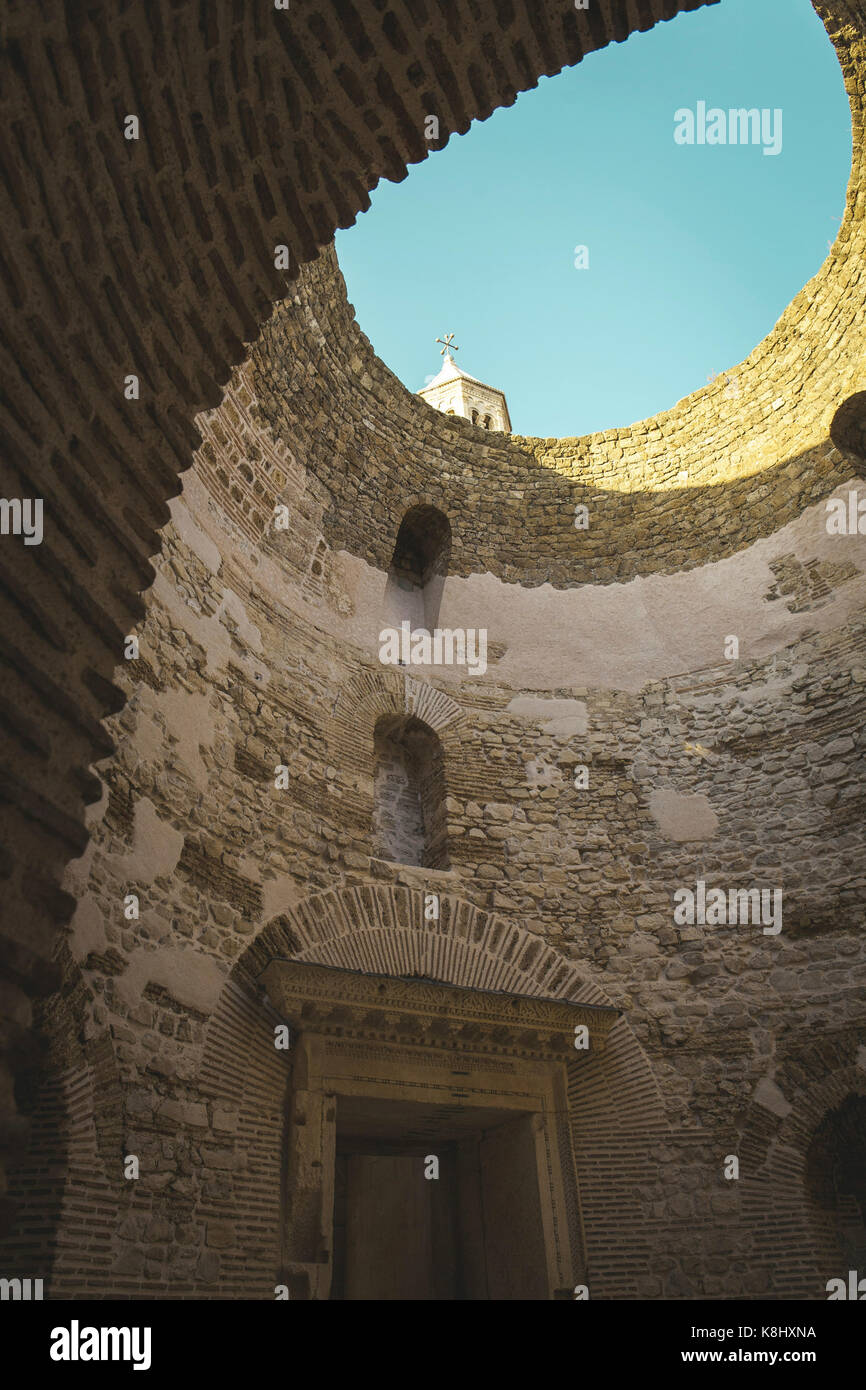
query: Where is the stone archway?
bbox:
[330,668,466,767]
[738,1039,866,1298]
[806,1094,866,1276]
[192,883,666,1299]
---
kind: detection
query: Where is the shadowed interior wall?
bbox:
[806,1096,866,1271]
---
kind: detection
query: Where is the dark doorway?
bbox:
[329,1096,549,1301]
[806,1094,866,1271]
[332,1148,459,1300]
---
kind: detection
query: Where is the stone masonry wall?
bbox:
[243,233,864,587]
[1,0,864,1300]
[3,231,862,1293]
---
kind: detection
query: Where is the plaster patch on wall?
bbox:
[168,494,223,574]
[754,1076,792,1118]
[61,837,98,900]
[262,874,306,922]
[506,696,589,736]
[649,788,719,842]
[151,567,265,680]
[116,946,228,1015]
[107,797,184,883]
[688,673,791,711]
[159,690,217,790]
[127,701,167,767]
[525,758,564,788]
[217,587,263,656]
[315,483,866,693]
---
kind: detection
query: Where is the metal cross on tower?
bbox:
[435,333,459,358]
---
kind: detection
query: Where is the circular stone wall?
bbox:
[0,0,864,1302]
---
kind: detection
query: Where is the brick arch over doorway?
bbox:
[1,0,864,1226]
[738,1037,866,1299]
[192,883,666,1298]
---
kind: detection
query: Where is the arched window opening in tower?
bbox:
[372,715,450,870]
[805,1095,866,1275]
[384,505,451,631]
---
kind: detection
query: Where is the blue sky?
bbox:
[334,0,850,439]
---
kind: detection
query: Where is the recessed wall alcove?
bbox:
[372,714,450,869]
[806,1094,866,1273]
[384,504,451,630]
[739,1049,866,1298]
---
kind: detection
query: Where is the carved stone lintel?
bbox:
[260,959,619,1058]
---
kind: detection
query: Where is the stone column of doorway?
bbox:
[279,1034,336,1301]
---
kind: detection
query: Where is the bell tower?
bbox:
[418,333,511,433]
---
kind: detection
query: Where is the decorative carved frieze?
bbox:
[260,959,619,1059]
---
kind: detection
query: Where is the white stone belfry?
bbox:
[418,337,511,433]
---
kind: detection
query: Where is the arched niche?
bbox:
[384,504,452,631]
[372,713,450,869]
[830,392,866,462]
[805,1094,866,1275]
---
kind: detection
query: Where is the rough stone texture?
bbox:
[0,0,864,1299]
